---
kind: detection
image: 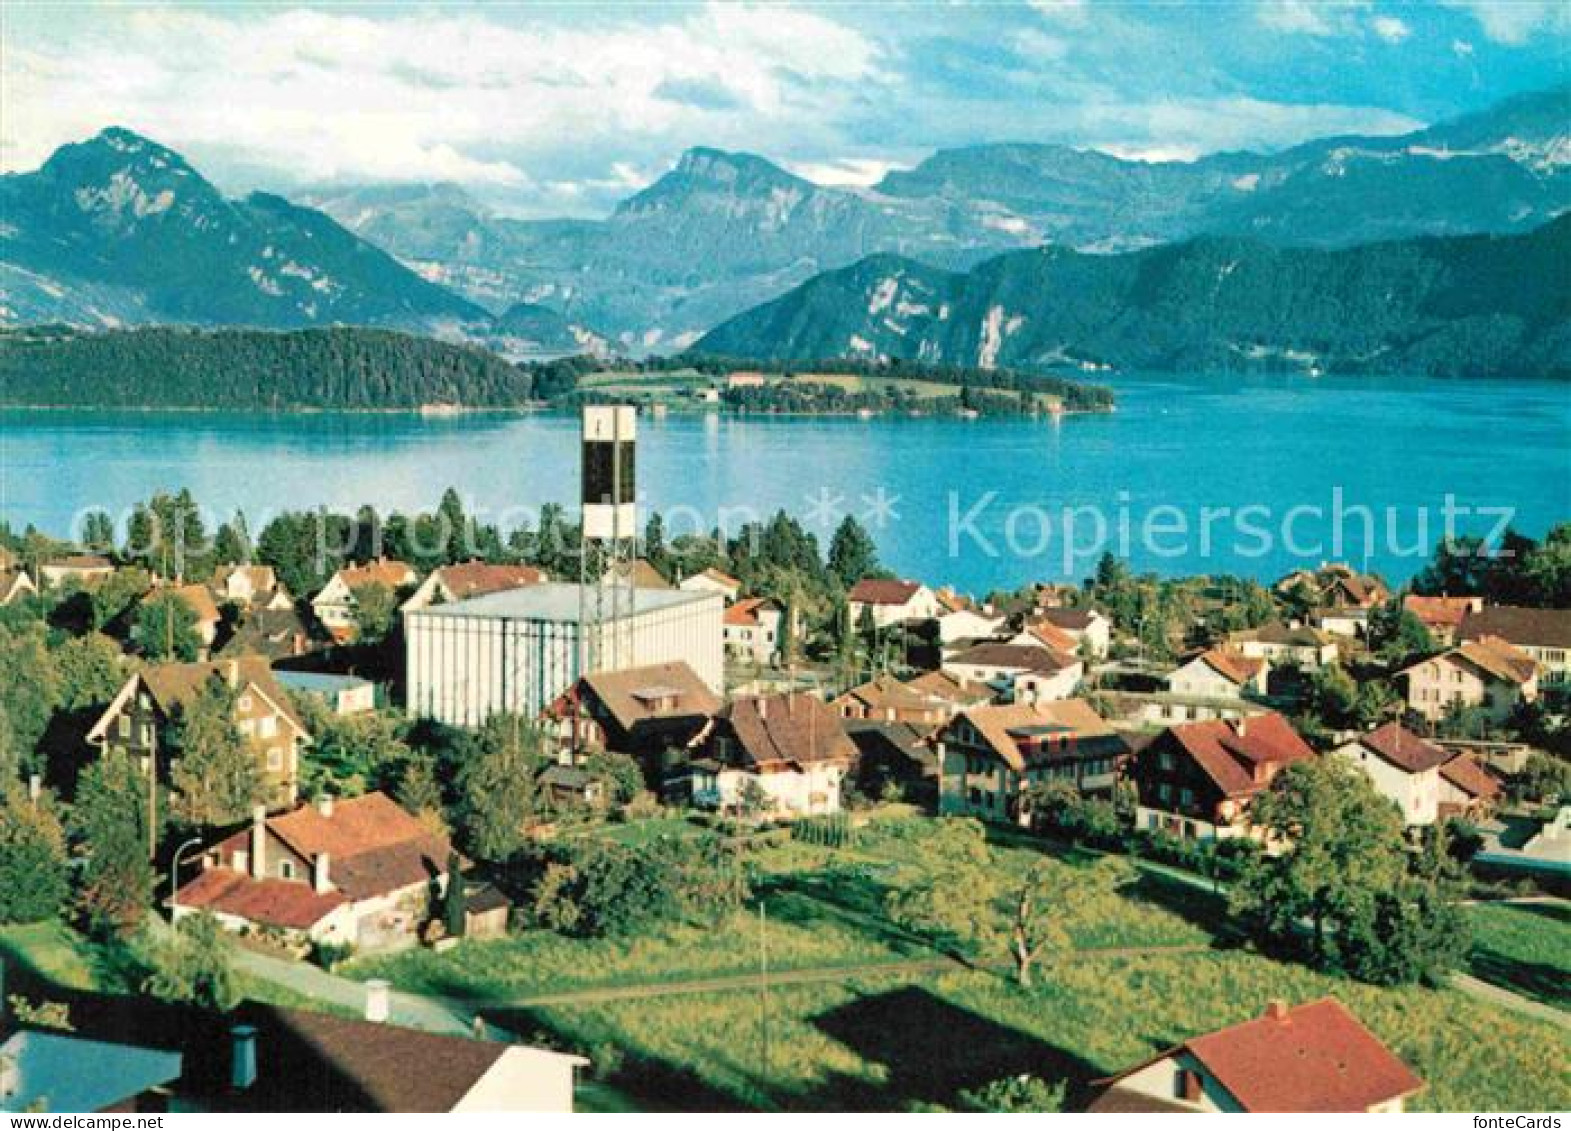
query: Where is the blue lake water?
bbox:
[2,372,1567,594]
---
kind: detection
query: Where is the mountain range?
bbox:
[697,216,1571,379]
[2,84,1567,358]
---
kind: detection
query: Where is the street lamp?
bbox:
[169,836,205,919]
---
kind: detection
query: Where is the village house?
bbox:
[937,698,1127,823]
[1128,713,1315,842]
[543,661,719,779]
[946,642,1083,701]
[1032,606,1112,658]
[171,792,454,952]
[905,669,994,714]
[211,564,294,611]
[217,605,321,661]
[678,566,741,603]
[1277,564,1390,638]
[140,582,223,655]
[832,674,951,729]
[685,692,858,819]
[1165,648,1269,699]
[42,991,588,1113]
[1087,998,1423,1113]
[1333,722,1456,827]
[1226,622,1338,670]
[1006,617,1081,655]
[311,559,418,641]
[399,560,545,612]
[1435,750,1503,816]
[1399,637,1538,723]
[936,602,1006,647]
[87,656,310,812]
[39,553,115,588]
[723,597,785,665]
[1457,605,1571,687]
[0,567,37,606]
[847,577,940,630]
[1402,594,1484,647]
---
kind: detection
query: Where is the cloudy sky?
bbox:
[3,1,1566,217]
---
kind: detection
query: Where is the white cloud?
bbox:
[1371,16,1411,43]
[786,158,900,187]
[1442,1,1570,44]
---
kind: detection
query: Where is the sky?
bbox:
[3,1,1567,218]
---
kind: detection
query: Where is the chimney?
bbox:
[316,793,334,818]
[230,1024,258,1090]
[364,979,391,1023]
[313,852,331,894]
[1264,1000,1289,1023]
[27,773,41,802]
[249,805,267,879]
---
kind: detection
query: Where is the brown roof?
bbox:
[833,674,937,715]
[1455,637,1538,686]
[695,566,740,589]
[1038,607,1098,631]
[336,559,416,591]
[717,693,858,771]
[1233,622,1332,648]
[617,559,672,590]
[1022,619,1080,653]
[949,642,1076,674]
[1177,999,1423,1112]
[1196,648,1266,687]
[906,669,991,706]
[213,564,280,593]
[218,606,320,660]
[577,661,720,732]
[1439,752,1501,801]
[1356,722,1450,774]
[45,554,114,570]
[435,561,544,599]
[934,587,970,614]
[1459,605,1571,650]
[848,577,923,606]
[1403,594,1480,629]
[143,582,220,626]
[951,699,1118,773]
[173,867,347,929]
[1163,713,1315,798]
[724,596,778,627]
[137,656,309,735]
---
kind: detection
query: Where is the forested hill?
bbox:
[696,215,1571,379]
[0,325,562,409]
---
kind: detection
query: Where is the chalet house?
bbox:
[139,582,223,655]
[311,559,418,641]
[946,642,1083,701]
[1129,713,1315,842]
[724,597,784,665]
[39,554,115,588]
[1399,637,1538,723]
[52,991,588,1112]
[1333,722,1454,827]
[1165,649,1269,699]
[1403,594,1484,647]
[679,567,741,603]
[847,578,940,630]
[399,561,545,613]
[216,605,321,661]
[1277,564,1389,637]
[172,792,455,951]
[544,661,719,778]
[686,693,858,819]
[0,568,37,607]
[1033,607,1111,658]
[1088,998,1423,1113]
[832,674,950,729]
[211,564,294,611]
[937,699,1127,823]
[1458,605,1571,687]
[87,656,310,812]
[1226,622,1337,670]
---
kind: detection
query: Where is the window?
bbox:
[279,860,295,880]
[117,715,131,738]
[140,724,154,747]
[258,716,277,738]
[240,695,253,711]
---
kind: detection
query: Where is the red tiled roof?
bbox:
[435,561,544,599]
[1165,713,1315,798]
[337,559,416,591]
[173,867,347,930]
[142,582,220,626]
[1023,619,1079,653]
[724,597,777,627]
[1403,594,1480,630]
[1197,648,1266,687]
[1184,998,1424,1112]
[1439,752,1501,801]
[848,578,922,606]
[1357,723,1450,774]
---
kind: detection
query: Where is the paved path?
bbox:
[1450,972,1569,1030]
[233,945,475,1035]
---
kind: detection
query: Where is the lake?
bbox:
[3,372,1567,595]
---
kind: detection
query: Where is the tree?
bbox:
[959,1076,1067,1113]
[79,510,116,555]
[827,515,880,588]
[397,756,449,837]
[643,513,669,577]
[88,567,152,632]
[350,581,397,644]
[459,716,547,861]
[132,590,201,662]
[71,749,156,937]
[443,850,466,939]
[167,680,265,829]
[143,912,237,1010]
[1368,601,1435,665]
[1229,758,1409,971]
[585,749,644,806]
[0,784,70,924]
[213,511,252,566]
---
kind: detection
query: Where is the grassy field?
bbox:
[1467,901,1571,1010]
